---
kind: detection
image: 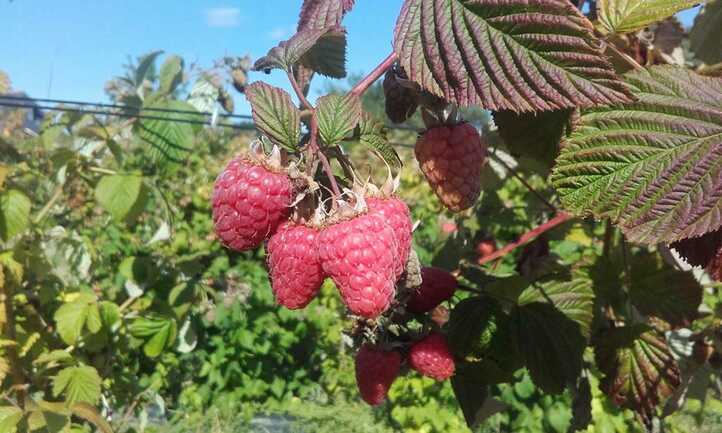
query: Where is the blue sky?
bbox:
[1,1,701,116]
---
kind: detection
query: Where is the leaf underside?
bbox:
[552,66,722,244]
[393,0,633,112]
[358,113,402,168]
[594,325,681,425]
[316,94,362,145]
[597,0,700,34]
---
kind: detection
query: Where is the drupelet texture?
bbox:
[355,345,402,405]
[409,332,455,380]
[366,196,412,279]
[266,222,325,309]
[212,156,292,251]
[406,266,458,313]
[317,213,397,318]
[415,123,486,212]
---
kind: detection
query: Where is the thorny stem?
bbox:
[287,70,313,110]
[489,151,556,212]
[477,213,573,265]
[350,52,398,97]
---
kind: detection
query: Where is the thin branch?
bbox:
[311,114,341,199]
[33,185,63,224]
[350,52,397,97]
[477,213,573,265]
[287,70,313,110]
[489,152,556,212]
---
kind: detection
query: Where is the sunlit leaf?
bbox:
[0,189,31,241]
[94,175,148,222]
[53,365,102,405]
[54,293,102,345]
[158,55,183,95]
[597,0,700,34]
[393,0,633,112]
[245,82,301,151]
[138,100,200,164]
[316,93,361,145]
[552,66,722,244]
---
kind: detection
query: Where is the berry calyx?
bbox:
[406,267,458,313]
[355,344,402,405]
[266,221,325,309]
[317,212,398,318]
[212,154,293,251]
[415,123,486,212]
[409,332,455,380]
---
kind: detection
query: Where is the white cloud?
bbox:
[205,8,241,28]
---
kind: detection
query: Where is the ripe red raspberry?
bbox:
[355,345,402,405]
[317,213,397,318]
[366,196,412,279]
[266,222,325,309]
[212,156,292,251]
[415,123,486,212]
[406,267,458,313]
[409,332,455,380]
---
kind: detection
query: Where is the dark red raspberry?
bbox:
[266,222,325,309]
[415,123,486,212]
[409,332,455,380]
[366,196,412,279]
[317,213,397,318]
[355,344,402,405]
[406,267,458,313]
[212,156,292,251]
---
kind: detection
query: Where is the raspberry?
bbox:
[406,267,458,313]
[409,332,455,380]
[266,222,325,309]
[366,196,412,279]
[317,213,397,318]
[415,123,486,212]
[212,156,292,251]
[355,345,402,405]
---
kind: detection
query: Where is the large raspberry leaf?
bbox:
[138,100,200,164]
[516,271,595,339]
[690,0,722,65]
[316,94,362,145]
[298,0,355,29]
[94,175,148,223]
[627,251,702,328]
[52,365,102,405]
[597,0,700,34]
[551,66,722,244]
[245,82,301,151]
[594,325,681,426]
[253,26,346,79]
[393,0,633,112]
[0,189,31,241]
[511,302,586,394]
[357,112,401,168]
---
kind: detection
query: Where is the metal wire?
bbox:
[0,94,253,120]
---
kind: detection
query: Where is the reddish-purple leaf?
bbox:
[298,0,355,30]
[393,0,633,112]
[671,228,722,281]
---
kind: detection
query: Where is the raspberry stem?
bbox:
[310,114,342,202]
[350,52,398,98]
[477,213,573,265]
[287,70,313,110]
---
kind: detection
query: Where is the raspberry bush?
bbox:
[3,0,722,432]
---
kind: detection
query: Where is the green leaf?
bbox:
[54,293,102,345]
[450,363,489,430]
[53,365,102,405]
[357,112,401,168]
[690,0,722,64]
[0,189,31,241]
[34,350,73,367]
[254,26,346,78]
[27,407,68,433]
[512,302,586,394]
[551,66,722,244]
[597,0,700,34]
[393,0,633,112]
[129,317,177,358]
[594,325,681,425]
[493,109,573,176]
[94,174,148,222]
[245,82,301,151]
[158,55,183,95]
[70,402,113,433]
[138,100,200,164]
[134,50,164,87]
[627,252,702,328]
[316,93,361,145]
[517,271,595,339]
[0,406,23,433]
